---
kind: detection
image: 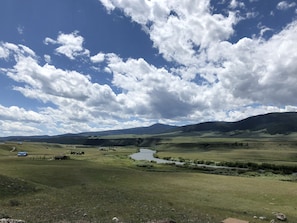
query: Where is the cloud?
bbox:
[0,120,43,136]
[229,0,245,9]
[5,48,118,111]
[276,1,296,10]
[203,20,297,106]
[44,31,90,60]
[1,0,297,136]
[105,56,245,120]
[99,0,238,66]
[17,25,24,35]
[97,0,297,125]
[100,0,297,108]
[0,43,126,134]
[8,58,92,102]
[90,52,105,63]
[0,105,46,136]
[0,42,35,59]
[99,0,116,11]
[44,54,51,63]
[257,23,273,38]
[0,105,45,123]
[2,41,235,131]
[0,43,10,59]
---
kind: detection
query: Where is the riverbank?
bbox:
[130,148,246,170]
[130,148,297,178]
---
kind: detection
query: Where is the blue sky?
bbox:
[0,0,297,136]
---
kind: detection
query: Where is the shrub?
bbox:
[9,199,20,206]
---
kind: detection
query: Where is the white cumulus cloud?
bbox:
[0,43,10,59]
[98,0,297,121]
[1,0,297,136]
[44,31,90,60]
[99,0,238,66]
[90,52,105,63]
[277,1,296,10]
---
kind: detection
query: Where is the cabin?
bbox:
[221,218,249,223]
[70,151,84,155]
[17,151,28,157]
[54,155,70,160]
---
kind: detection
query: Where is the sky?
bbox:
[0,0,297,136]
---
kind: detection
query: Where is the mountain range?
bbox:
[179,112,297,135]
[1,112,297,143]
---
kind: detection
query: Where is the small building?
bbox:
[54,155,70,160]
[17,151,28,157]
[221,218,249,223]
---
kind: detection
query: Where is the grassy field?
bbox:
[0,139,297,223]
[155,136,297,165]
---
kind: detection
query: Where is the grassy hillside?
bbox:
[179,112,297,135]
[78,123,177,136]
[0,140,297,222]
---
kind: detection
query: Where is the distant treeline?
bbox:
[197,160,297,174]
[83,137,161,147]
[220,161,296,173]
[160,155,297,174]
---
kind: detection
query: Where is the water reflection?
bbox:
[130,148,182,164]
[130,148,239,170]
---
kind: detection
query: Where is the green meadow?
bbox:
[0,137,297,223]
[155,135,297,165]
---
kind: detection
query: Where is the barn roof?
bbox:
[17,151,28,156]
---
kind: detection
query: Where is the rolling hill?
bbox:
[178,112,297,135]
[1,112,297,144]
[76,123,177,136]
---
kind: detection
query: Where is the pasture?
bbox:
[155,135,297,165]
[0,139,297,223]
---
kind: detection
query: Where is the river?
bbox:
[130,148,243,170]
[129,148,183,164]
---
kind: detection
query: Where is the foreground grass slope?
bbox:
[0,141,296,222]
